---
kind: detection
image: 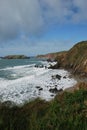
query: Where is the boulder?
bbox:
[49,87,63,93]
[56,74,61,80]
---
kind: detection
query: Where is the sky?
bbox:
[0,0,87,56]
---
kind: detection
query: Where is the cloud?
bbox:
[0,0,44,41]
[0,0,87,41]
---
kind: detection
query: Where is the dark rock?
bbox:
[35,64,44,68]
[52,74,61,80]
[49,87,58,93]
[35,65,38,68]
[56,74,61,80]
[49,87,63,93]
[39,88,43,91]
[50,94,54,97]
[63,76,66,79]
[51,75,55,79]
[45,66,47,69]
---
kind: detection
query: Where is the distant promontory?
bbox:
[2,55,30,59]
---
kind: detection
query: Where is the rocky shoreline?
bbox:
[50,41,87,77]
[37,41,87,93]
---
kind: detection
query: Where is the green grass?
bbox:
[0,89,87,130]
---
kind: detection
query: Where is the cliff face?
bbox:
[37,51,67,61]
[52,41,87,77]
[3,55,30,59]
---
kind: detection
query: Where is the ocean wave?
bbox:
[0,64,35,71]
[0,68,77,105]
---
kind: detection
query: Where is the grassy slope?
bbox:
[66,41,87,74]
[0,87,87,130]
[53,41,87,76]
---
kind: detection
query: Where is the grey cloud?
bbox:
[0,0,87,41]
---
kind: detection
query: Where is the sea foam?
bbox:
[0,61,77,105]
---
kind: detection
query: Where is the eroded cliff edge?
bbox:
[50,41,87,77]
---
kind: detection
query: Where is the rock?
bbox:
[35,64,44,68]
[35,65,39,68]
[56,74,61,80]
[49,87,58,93]
[51,75,55,79]
[36,86,43,91]
[50,94,54,97]
[49,87,63,93]
[52,74,61,80]
[39,88,43,91]
[45,66,47,69]
[63,76,66,79]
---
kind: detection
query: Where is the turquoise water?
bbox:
[0,58,43,80]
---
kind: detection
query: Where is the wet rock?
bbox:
[35,65,38,68]
[35,64,44,68]
[56,74,61,80]
[39,88,43,91]
[52,74,61,80]
[63,76,66,79]
[50,94,54,97]
[49,87,63,93]
[45,66,47,69]
[49,87,58,93]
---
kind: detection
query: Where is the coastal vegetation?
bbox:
[0,84,87,130]
[49,41,87,77]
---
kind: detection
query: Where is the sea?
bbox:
[0,58,77,105]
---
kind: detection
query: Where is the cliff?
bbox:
[51,41,87,77]
[37,51,67,61]
[3,55,30,59]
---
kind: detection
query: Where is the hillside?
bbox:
[51,41,87,77]
[37,51,67,61]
